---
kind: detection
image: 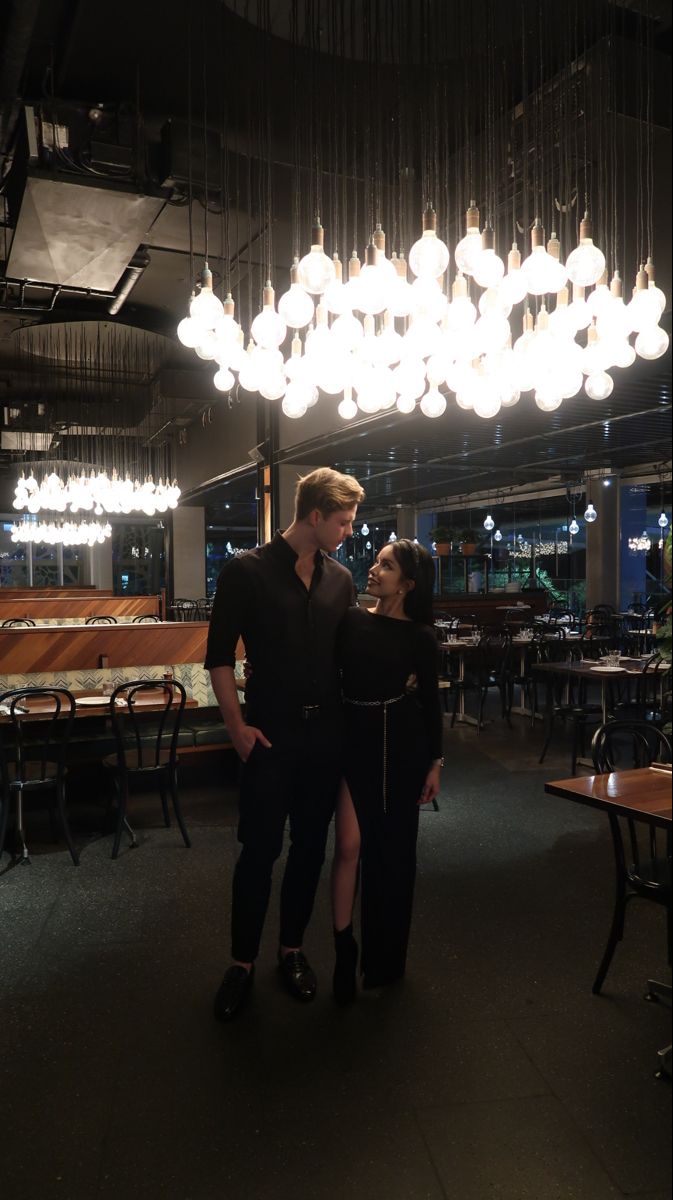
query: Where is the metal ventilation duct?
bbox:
[7,173,164,292]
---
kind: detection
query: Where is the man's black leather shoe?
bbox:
[277,950,317,1002]
[213,965,254,1022]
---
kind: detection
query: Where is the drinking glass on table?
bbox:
[606,651,621,667]
[102,680,114,698]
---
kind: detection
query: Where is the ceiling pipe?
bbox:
[0,0,42,177]
[107,247,151,315]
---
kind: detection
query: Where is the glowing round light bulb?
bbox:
[473,247,505,290]
[634,326,669,361]
[408,207,450,278]
[494,529,503,542]
[658,511,669,529]
[213,367,235,392]
[584,502,598,523]
[565,216,606,287]
[177,315,202,348]
[277,279,315,329]
[569,517,580,536]
[483,514,495,532]
[419,387,447,418]
[585,371,614,400]
[297,224,336,295]
[190,269,224,327]
[396,394,417,414]
[337,396,358,420]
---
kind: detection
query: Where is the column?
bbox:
[171,506,206,599]
[585,479,620,610]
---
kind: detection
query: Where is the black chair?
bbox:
[590,721,672,995]
[450,637,512,732]
[132,614,161,623]
[0,688,78,867]
[2,618,36,627]
[170,599,198,622]
[103,680,191,859]
[85,615,117,625]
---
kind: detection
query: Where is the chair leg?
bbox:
[0,789,9,864]
[168,767,191,848]
[56,777,79,866]
[159,783,171,827]
[450,688,460,729]
[15,784,30,864]
[477,688,487,733]
[592,883,629,995]
[538,714,555,764]
[111,774,136,859]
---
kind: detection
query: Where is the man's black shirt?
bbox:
[205,532,355,736]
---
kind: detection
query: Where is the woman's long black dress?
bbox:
[338,607,443,987]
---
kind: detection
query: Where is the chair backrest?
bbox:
[2,617,36,627]
[592,720,672,773]
[132,614,161,623]
[0,687,76,784]
[171,599,198,622]
[109,679,187,771]
[85,615,117,625]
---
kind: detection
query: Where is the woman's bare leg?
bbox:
[331,779,361,931]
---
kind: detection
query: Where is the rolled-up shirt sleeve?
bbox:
[204,557,250,670]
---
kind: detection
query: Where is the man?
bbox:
[206,467,365,1020]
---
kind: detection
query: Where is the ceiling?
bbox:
[0,0,671,520]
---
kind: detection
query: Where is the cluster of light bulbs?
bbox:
[176,205,668,422]
[13,469,181,518]
[10,518,113,547]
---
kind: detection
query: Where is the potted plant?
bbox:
[460,528,480,555]
[428,526,454,555]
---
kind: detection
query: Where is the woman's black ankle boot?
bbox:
[333,924,358,1006]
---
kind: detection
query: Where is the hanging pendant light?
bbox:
[584,502,598,523]
[483,513,495,532]
[565,213,606,287]
[297,218,336,295]
[409,205,450,279]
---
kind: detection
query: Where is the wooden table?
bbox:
[545,767,672,828]
[0,690,198,723]
[545,767,672,1077]
[532,657,668,726]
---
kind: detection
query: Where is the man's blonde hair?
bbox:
[294,467,365,521]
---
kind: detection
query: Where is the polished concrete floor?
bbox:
[1,706,671,1200]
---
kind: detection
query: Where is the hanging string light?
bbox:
[11,518,113,547]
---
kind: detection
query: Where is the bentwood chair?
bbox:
[85,615,117,625]
[590,721,672,996]
[132,614,161,622]
[103,680,190,859]
[2,618,36,627]
[0,687,78,867]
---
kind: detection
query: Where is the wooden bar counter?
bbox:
[433,592,548,622]
[0,620,208,673]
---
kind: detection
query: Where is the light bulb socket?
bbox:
[635,266,649,291]
[373,223,386,250]
[465,202,480,231]
[394,255,408,279]
[579,213,592,240]
[365,241,377,267]
[290,261,301,285]
[556,285,569,307]
[199,265,213,290]
[530,221,545,249]
[311,221,324,247]
[452,272,468,299]
[645,256,656,282]
[481,226,494,251]
[547,232,561,260]
[422,205,438,233]
[348,252,361,278]
[507,244,521,271]
[524,309,534,332]
[587,322,598,344]
[332,254,342,281]
[572,283,586,301]
[223,293,235,316]
[609,272,622,298]
[262,283,274,306]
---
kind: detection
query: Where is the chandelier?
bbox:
[10,518,113,547]
[13,467,181,518]
[177,206,667,423]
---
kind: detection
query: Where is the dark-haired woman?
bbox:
[331,539,443,1003]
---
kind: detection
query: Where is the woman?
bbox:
[331,539,443,1004]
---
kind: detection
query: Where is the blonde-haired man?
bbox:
[206,467,365,1020]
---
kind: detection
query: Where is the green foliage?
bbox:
[428,525,455,543]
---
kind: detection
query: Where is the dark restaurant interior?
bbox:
[0,1,672,1197]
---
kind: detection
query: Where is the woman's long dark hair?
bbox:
[391,539,435,627]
